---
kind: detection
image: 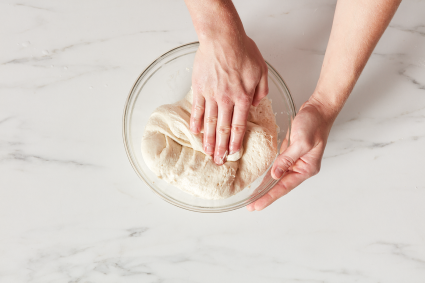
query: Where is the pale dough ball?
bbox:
[141,89,278,200]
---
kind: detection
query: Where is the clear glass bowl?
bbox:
[123,42,296,213]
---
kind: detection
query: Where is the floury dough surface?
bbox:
[141,89,279,200]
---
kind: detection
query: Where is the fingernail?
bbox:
[246,206,255,212]
[274,167,284,179]
[229,147,239,155]
[220,150,228,164]
[214,151,227,165]
[214,155,223,165]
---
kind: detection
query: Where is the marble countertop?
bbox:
[1,0,425,282]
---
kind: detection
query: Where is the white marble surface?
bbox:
[1,0,425,282]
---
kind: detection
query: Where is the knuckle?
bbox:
[276,181,290,195]
[238,95,251,109]
[193,104,205,113]
[218,94,233,107]
[238,89,250,98]
[192,116,202,123]
[231,124,246,134]
[217,126,231,135]
[203,138,215,147]
[205,116,217,125]
[278,155,295,169]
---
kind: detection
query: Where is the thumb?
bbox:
[271,142,307,179]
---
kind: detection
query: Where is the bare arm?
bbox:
[248,0,402,211]
[184,0,245,43]
[313,0,402,121]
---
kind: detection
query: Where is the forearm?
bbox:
[184,0,246,44]
[312,0,401,122]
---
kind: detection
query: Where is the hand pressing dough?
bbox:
[141,88,278,200]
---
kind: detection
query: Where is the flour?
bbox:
[141,88,278,200]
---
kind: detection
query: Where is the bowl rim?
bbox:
[122,41,296,213]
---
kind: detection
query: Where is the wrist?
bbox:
[308,90,342,125]
[186,0,246,46]
[198,27,246,46]
[195,16,246,46]
[198,31,248,55]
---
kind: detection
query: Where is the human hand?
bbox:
[190,35,268,165]
[246,99,335,211]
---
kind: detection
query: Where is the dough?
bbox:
[141,88,278,200]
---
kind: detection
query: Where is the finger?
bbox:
[214,101,233,165]
[247,138,324,211]
[203,99,218,156]
[229,101,250,155]
[252,72,268,106]
[271,142,307,180]
[190,93,205,134]
[247,165,308,211]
